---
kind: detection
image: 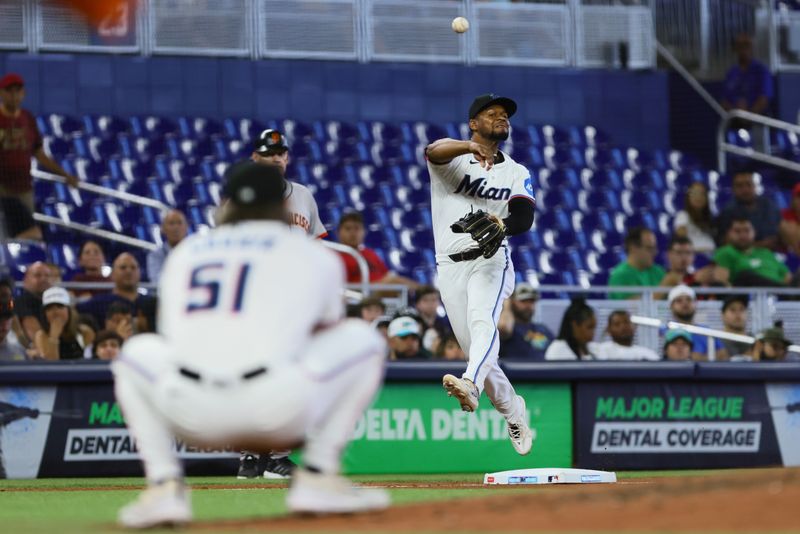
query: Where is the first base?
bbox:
[483,468,616,485]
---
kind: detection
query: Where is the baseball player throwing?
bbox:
[112,162,389,529]
[425,93,535,456]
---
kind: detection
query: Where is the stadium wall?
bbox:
[0,52,670,150]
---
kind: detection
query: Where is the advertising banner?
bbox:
[342,383,573,473]
[575,382,784,470]
[765,383,800,467]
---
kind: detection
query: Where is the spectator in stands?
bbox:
[752,322,793,362]
[544,298,597,360]
[713,217,793,287]
[659,235,728,293]
[498,283,554,360]
[414,285,451,352]
[15,261,52,343]
[717,172,781,250]
[673,182,717,255]
[147,209,188,282]
[0,276,26,348]
[33,287,94,360]
[91,330,123,361]
[593,310,660,361]
[720,295,753,360]
[779,182,800,255]
[609,227,665,299]
[70,240,111,299]
[663,329,693,361]
[335,211,418,289]
[104,300,135,342]
[0,297,26,361]
[667,284,728,360]
[77,253,156,333]
[358,295,386,324]
[387,316,432,360]
[434,333,465,361]
[720,34,773,116]
[0,73,78,240]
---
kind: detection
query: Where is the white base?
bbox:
[483,468,617,485]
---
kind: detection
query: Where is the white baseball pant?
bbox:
[111,320,386,483]
[437,246,524,420]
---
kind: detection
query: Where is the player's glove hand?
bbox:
[451,210,506,259]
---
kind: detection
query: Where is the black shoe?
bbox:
[262,454,296,479]
[236,453,260,479]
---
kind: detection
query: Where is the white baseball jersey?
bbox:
[427,151,534,260]
[285,182,327,239]
[158,220,343,376]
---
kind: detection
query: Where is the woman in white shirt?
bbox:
[673,182,717,254]
[544,299,598,360]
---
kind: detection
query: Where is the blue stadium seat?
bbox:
[511,246,537,272]
[410,122,448,146]
[48,243,79,273]
[362,121,406,146]
[130,116,179,139]
[510,127,533,147]
[372,143,413,166]
[624,169,666,190]
[627,148,668,171]
[585,147,625,170]
[536,209,572,232]
[579,210,616,235]
[578,188,621,212]
[316,121,360,144]
[43,137,72,160]
[586,249,625,273]
[326,141,369,165]
[83,115,129,138]
[666,170,708,191]
[542,125,572,147]
[771,130,800,157]
[539,188,577,211]
[622,189,664,214]
[582,125,612,149]
[539,168,580,191]
[589,229,624,252]
[543,146,584,170]
[283,119,314,143]
[178,117,224,139]
[3,241,48,280]
[46,114,83,138]
[580,168,622,190]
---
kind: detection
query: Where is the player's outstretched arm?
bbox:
[426,139,495,169]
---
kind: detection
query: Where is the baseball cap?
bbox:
[667,284,696,305]
[223,160,286,206]
[254,129,288,154]
[388,316,421,338]
[664,328,693,347]
[513,282,539,301]
[0,298,14,318]
[42,287,70,307]
[721,294,749,312]
[469,93,517,120]
[0,73,24,89]
[758,326,791,346]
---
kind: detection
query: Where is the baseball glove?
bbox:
[451,209,506,259]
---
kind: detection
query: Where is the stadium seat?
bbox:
[622,189,664,214]
[130,116,179,139]
[538,168,580,191]
[542,125,572,147]
[578,189,621,212]
[83,115,129,138]
[585,147,625,170]
[317,120,360,144]
[46,114,83,138]
[578,210,616,235]
[3,241,48,280]
[178,117,224,139]
[580,168,623,190]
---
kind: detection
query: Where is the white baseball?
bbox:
[451,16,469,34]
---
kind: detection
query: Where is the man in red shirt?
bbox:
[0,73,78,240]
[335,211,418,289]
[780,183,800,255]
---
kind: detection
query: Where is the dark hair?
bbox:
[78,240,105,259]
[338,211,364,229]
[624,227,651,253]
[606,309,629,328]
[415,285,439,303]
[41,304,79,341]
[106,300,133,319]
[667,234,692,250]
[721,295,749,313]
[434,333,460,358]
[683,182,714,233]
[556,298,596,358]
[359,295,385,312]
[0,276,14,291]
[92,329,124,359]
[727,215,753,234]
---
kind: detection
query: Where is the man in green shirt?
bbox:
[713,217,791,287]
[608,227,666,299]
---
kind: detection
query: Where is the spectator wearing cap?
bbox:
[147,209,189,283]
[414,285,452,352]
[335,211,419,290]
[0,73,79,240]
[720,295,753,360]
[77,253,157,334]
[92,330,124,361]
[713,217,793,287]
[752,322,794,362]
[608,227,666,300]
[717,173,781,250]
[358,295,386,324]
[15,261,53,343]
[664,329,693,361]
[0,297,26,361]
[498,283,554,360]
[779,183,800,255]
[250,129,328,239]
[593,310,660,361]
[69,240,111,299]
[33,287,95,360]
[668,285,728,361]
[388,316,432,360]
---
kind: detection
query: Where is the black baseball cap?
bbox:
[254,129,288,154]
[721,294,749,312]
[469,93,517,120]
[223,161,286,207]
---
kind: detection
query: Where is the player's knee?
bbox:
[341,319,387,358]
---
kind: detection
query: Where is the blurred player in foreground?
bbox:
[425,94,535,455]
[112,162,389,529]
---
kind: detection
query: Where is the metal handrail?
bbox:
[32,170,170,211]
[32,214,158,251]
[656,40,726,118]
[320,241,370,296]
[717,109,800,174]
